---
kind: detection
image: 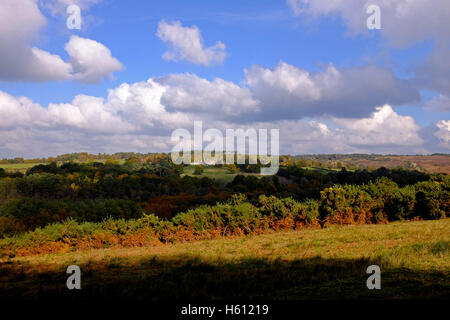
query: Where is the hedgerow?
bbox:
[0,174,448,257]
[0,194,320,256]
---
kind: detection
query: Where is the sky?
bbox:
[0,0,449,158]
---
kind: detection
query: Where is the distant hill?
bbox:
[352,155,450,174]
[291,154,450,174]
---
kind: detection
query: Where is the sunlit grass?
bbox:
[1,219,448,300]
[181,165,262,184]
[0,163,43,172]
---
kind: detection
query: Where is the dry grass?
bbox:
[1,219,449,300]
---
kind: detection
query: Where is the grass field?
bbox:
[0,163,43,173]
[181,165,343,184]
[1,219,448,300]
[0,160,128,173]
[182,166,262,184]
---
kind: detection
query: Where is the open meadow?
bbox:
[0,163,44,174]
[181,165,263,184]
[1,219,448,300]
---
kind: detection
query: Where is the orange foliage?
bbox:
[1,213,381,258]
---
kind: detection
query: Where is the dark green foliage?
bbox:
[365,178,416,220]
[298,199,320,223]
[0,159,447,238]
[0,198,143,234]
[319,176,448,223]
[172,195,261,232]
[414,178,450,219]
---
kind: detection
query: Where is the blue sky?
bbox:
[0,0,449,157]
[3,1,382,101]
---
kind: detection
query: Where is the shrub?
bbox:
[172,195,261,234]
[193,166,205,175]
[137,214,174,233]
[258,195,289,218]
[319,185,377,224]
[297,199,319,223]
[415,180,449,219]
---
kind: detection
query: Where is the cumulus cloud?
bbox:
[286,0,450,113]
[287,0,450,48]
[245,62,419,120]
[262,120,353,154]
[156,20,227,66]
[0,57,431,157]
[0,79,446,157]
[0,79,193,157]
[332,105,423,148]
[435,120,450,149]
[65,36,123,83]
[0,0,122,83]
[0,0,70,81]
[0,78,192,133]
[236,105,427,154]
[0,91,48,129]
[156,74,259,116]
[105,79,190,130]
[46,95,133,133]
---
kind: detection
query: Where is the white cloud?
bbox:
[0,91,47,129]
[0,0,45,41]
[0,0,122,83]
[0,0,70,81]
[239,105,426,154]
[269,120,353,154]
[246,62,321,101]
[0,80,192,157]
[105,79,190,130]
[0,78,191,134]
[245,62,419,119]
[156,73,259,117]
[332,105,423,147]
[0,81,445,157]
[156,20,227,66]
[0,1,444,157]
[65,36,123,83]
[435,120,450,149]
[47,95,133,133]
[286,1,450,109]
[28,47,74,81]
[287,0,450,48]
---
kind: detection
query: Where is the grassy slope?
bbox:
[0,219,448,300]
[180,165,332,184]
[0,163,43,173]
[181,166,262,184]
